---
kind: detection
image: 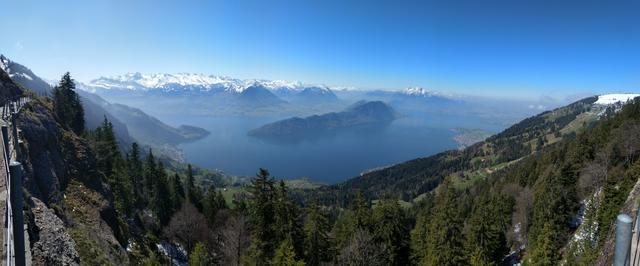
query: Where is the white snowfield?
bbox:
[595,93,640,105]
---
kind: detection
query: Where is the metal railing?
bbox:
[0,97,28,266]
[614,205,640,266]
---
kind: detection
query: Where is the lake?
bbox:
[156,114,463,184]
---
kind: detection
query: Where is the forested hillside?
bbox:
[308,96,640,265]
[312,96,601,205]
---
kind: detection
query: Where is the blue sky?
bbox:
[0,0,639,99]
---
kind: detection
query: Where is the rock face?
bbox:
[18,99,128,265]
[18,102,67,203]
[29,197,80,266]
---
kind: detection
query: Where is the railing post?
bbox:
[615,214,633,266]
[9,162,24,266]
[1,125,9,162]
[10,113,19,160]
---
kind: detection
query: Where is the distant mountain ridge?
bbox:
[248,100,396,138]
[0,55,209,160]
[85,72,337,97]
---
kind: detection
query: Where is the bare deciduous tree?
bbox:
[617,124,640,165]
[338,229,387,266]
[164,202,211,253]
[579,151,610,194]
[216,210,250,266]
[506,186,533,251]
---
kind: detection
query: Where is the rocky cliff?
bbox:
[16,93,128,264]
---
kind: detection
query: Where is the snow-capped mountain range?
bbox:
[85,72,334,95]
[83,73,455,100]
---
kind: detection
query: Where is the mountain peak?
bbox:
[0,54,10,72]
[400,87,454,98]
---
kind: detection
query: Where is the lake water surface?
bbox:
[157,114,461,184]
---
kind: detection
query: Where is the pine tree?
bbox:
[186,164,203,209]
[128,142,143,207]
[203,185,227,225]
[143,149,157,203]
[372,197,410,266]
[410,214,430,264]
[352,191,371,231]
[152,162,173,225]
[93,116,119,179]
[526,222,560,266]
[464,195,510,265]
[52,72,84,134]
[189,242,210,266]
[272,239,305,266]
[247,168,277,266]
[422,180,465,266]
[331,210,357,258]
[169,173,185,212]
[273,180,303,256]
[303,200,331,266]
[112,157,133,217]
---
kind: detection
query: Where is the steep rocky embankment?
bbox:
[15,91,127,264]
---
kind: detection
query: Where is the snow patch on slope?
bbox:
[595,94,640,105]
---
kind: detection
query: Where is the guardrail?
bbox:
[1,97,28,266]
[614,205,640,266]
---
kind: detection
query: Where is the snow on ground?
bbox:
[595,94,640,105]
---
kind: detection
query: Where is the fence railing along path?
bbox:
[0,97,29,266]
[613,201,640,266]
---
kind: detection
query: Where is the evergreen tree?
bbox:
[247,168,277,266]
[186,164,203,209]
[303,200,331,266]
[112,157,133,217]
[525,222,561,266]
[272,239,305,266]
[372,197,410,266]
[422,180,465,266]
[464,195,510,265]
[128,142,144,207]
[189,242,210,266]
[352,191,371,231]
[169,173,185,212]
[410,213,430,264]
[331,210,357,259]
[143,149,157,203]
[93,116,119,179]
[52,72,84,134]
[151,161,173,225]
[273,180,303,256]
[203,185,227,225]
